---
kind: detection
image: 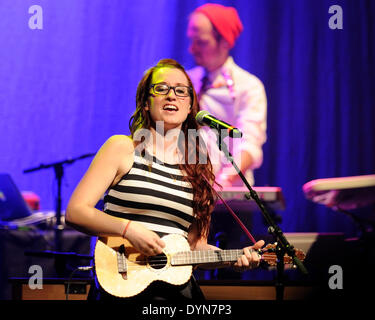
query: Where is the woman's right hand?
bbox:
[124,221,165,256]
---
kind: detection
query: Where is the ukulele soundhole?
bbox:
[148,253,168,270]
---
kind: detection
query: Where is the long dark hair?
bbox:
[129,59,216,237]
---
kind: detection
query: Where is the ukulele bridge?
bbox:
[117,244,128,279]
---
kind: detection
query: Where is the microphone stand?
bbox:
[214,131,308,301]
[23,153,95,275]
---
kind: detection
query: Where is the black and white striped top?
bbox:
[103,152,194,238]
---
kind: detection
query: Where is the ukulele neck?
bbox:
[171,249,243,266]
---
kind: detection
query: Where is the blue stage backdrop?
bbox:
[0,0,374,238]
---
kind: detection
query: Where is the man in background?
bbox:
[187,3,267,187]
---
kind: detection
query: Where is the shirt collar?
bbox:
[205,56,234,83]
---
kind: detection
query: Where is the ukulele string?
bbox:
[124,248,267,264]
[124,251,269,267]
[123,258,288,270]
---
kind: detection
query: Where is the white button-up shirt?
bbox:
[188,56,267,186]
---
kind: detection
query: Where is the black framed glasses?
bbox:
[150,83,192,97]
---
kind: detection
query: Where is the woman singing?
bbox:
[66,59,264,301]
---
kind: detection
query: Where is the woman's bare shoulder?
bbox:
[101,135,135,155]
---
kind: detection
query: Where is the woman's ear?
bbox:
[144,103,149,111]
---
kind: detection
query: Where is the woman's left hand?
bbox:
[232,240,265,271]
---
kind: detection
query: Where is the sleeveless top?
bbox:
[103,151,194,238]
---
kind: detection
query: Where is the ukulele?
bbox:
[94,233,305,298]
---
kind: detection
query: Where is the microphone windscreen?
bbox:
[195,110,210,125]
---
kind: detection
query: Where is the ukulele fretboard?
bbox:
[171,249,243,266]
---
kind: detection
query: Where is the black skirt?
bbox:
[88,275,205,302]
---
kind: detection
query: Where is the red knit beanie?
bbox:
[194,3,243,48]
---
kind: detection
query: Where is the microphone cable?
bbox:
[65,266,93,300]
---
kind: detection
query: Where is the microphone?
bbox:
[196,110,243,138]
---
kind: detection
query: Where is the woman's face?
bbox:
[145,67,192,132]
